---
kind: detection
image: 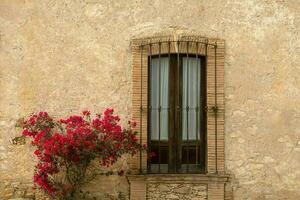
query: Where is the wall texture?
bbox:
[0,0,299,199]
[147,183,207,200]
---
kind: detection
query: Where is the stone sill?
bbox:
[127,173,230,184]
[127,174,230,199]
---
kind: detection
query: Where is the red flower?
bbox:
[34,150,41,156]
[21,108,146,198]
[82,110,91,116]
[148,152,156,159]
[129,121,137,128]
[22,129,33,136]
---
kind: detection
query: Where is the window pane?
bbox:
[182,57,201,140]
[151,57,169,140]
[150,144,169,173]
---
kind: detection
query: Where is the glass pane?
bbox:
[150,144,169,173]
[151,57,169,140]
[181,146,200,164]
[150,145,168,164]
[182,57,201,140]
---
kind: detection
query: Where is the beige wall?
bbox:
[0,0,299,199]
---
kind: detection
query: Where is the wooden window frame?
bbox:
[147,54,207,174]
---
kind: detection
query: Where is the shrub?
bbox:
[20,109,145,200]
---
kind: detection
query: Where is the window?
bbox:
[148,54,206,173]
[130,36,225,175]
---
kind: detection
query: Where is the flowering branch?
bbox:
[20,109,146,200]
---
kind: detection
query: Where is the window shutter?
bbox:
[206,39,225,174]
[130,40,149,174]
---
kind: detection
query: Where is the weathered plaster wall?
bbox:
[0,0,299,199]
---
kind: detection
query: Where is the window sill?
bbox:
[127,173,230,183]
[127,173,230,200]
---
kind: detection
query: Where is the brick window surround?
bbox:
[128,35,231,200]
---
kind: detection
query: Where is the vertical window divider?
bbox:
[158,42,162,173]
[186,41,190,173]
[176,41,180,173]
[168,40,171,173]
[196,42,199,167]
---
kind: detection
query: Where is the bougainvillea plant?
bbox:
[20,109,146,200]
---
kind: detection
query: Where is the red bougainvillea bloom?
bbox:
[21,109,146,199]
[82,110,91,116]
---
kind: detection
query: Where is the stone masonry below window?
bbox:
[147,183,207,200]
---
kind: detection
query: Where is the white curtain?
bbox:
[182,57,201,140]
[151,58,169,140]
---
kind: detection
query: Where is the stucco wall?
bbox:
[0,0,299,199]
